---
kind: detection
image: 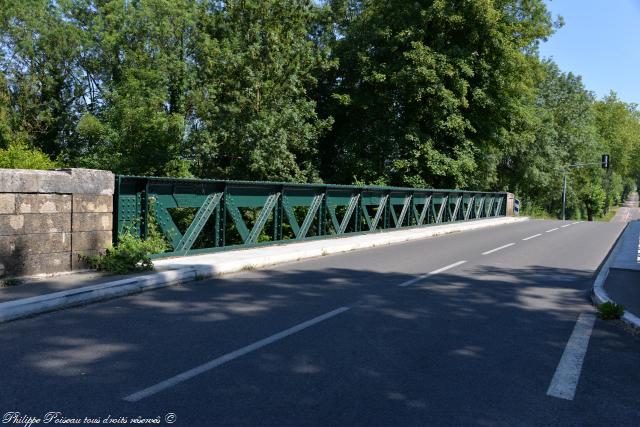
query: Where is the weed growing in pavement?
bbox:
[80,233,167,274]
[598,301,625,320]
[0,277,19,287]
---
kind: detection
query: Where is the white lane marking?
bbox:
[123,306,351,402]
[561,224,571,228]
[570,221,581,225]
[546,228,559,233]
[522,233,542,241]
[546,313,596,400]
[481,243,515,255]
[398,260,467,287]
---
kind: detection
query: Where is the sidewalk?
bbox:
[0,216,526,323]
[593,220,640,327]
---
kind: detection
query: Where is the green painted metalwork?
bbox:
[113,176,509,257]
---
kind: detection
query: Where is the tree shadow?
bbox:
[0,263,638,425]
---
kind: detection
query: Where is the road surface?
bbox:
[612,191,640,222]
[1,219,639,426]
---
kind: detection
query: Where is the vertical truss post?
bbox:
[320,187,327,237]
[141,179,149,239]
[275,185,284,241]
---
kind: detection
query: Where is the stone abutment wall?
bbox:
[0,168,114,278]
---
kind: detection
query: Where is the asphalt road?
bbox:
[613,192,640,222]
[1,219,640,426]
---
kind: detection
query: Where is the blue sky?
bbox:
[539,0,640,104]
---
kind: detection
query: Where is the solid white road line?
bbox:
[546,228,559,233]
[123,306,351,402]
[546,313,596,400]
[481,243,515,255]
[398,260,467,287]
[522,233,542,241]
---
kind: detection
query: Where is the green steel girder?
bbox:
[114,175,509,257]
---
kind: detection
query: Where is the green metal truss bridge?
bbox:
[114,176,509,258]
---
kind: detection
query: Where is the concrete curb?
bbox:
[591,222,640,329]
[0,216,527,323]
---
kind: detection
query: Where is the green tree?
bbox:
[317,0,553,188]
[190,0,331,182]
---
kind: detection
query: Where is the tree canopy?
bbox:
[1,0,638,219]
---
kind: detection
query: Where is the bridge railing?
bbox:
[114,176,508,257]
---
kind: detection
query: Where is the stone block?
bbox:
[0,252,71,277]
[0,233,71,257]
[0,168,114,195]
[69,169,115,195]
[71,231,112,252]
[0,194,16,214]
[73,195,113,213]
[0,169,40,193]
[0,213,71,236]
[72,213,113,232]
[16,194,72,214]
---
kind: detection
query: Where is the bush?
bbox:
[82,233,167,274]
[598,301,625,320]
[0,142,59,169]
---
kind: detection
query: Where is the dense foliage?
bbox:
[1,0,638,219]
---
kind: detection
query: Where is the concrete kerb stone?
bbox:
[0,216,527,323]
[591,222,640,330]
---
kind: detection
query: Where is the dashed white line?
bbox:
[547,313,596,400]
[398,260,467,287]
[546,228,559,233]
[561,224,571,228]
[481,243,515,255]
[123,306,351,402]
[522,234,542,241]
[571,222,580,225]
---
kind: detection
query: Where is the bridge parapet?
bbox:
[115,175,510,258]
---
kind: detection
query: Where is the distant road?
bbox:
[612,191,640,222]
[0,219,639,425]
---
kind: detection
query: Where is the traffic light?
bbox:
[602,154,609,169]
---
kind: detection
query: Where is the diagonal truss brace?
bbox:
[174,193,223,253]
[416,195,432,226]
[494,197,503,217]
[464,196,475,220]
[395,195,412,228]
[297,194,324,239]
[450,195,463,222]
[369,195,389,230]
[475,197,485,218]
[436,196,448,223]
[246,193,280,244]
